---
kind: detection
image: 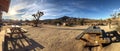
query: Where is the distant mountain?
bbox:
[57,16,96,22]
[42,16,96,22]
[40,16,98,25]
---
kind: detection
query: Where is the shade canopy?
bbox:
[0,0,11,12]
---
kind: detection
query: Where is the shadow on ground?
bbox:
[106,31,120,43]
[4,33,44,51]
[102,30,120,47]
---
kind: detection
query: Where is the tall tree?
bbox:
[32,11,44,27]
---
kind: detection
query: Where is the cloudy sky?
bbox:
[2,0,120,20]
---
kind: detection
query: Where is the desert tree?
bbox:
[80,19,85,25]
[32,11,44,27]
[110,14,117,20]
[77,19,85,25]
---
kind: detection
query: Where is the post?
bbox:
[0,11,2,22]
[0,11,2,31]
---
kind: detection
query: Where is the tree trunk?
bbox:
[34,19,39,27]
[34,23,38,27]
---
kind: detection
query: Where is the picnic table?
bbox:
[76,26,111,51]
[6,25,27,38]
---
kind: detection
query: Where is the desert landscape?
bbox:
[1,24,119,51]
[1,0,120,51]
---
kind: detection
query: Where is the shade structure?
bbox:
[0,0,11,12]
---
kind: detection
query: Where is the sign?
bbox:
[0,0,11,12]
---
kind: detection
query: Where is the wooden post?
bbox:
[0,11,2,22]
[0,11,2,31]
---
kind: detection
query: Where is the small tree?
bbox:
[78,19,84,25]
[72,18,85,25]
[32,11,44,27]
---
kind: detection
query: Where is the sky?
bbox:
[2,0,120,20]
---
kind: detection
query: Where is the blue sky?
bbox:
[2,0,120,20]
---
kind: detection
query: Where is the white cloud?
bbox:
[71,1,99,12]
[2,0,76,20]
[3,0,50,20]
[113,8,120,13]
[3,0,29,20]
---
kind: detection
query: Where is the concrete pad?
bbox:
[0,30,6,51]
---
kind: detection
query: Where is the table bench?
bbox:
[6,25,28,38]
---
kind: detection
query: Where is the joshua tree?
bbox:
[32,11,44,27]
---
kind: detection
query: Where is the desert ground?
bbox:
[3,25,120,51]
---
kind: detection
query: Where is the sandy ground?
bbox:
[23,25,89,51]
[3,25,120,51]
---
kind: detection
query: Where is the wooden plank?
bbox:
[21,28,28,33]
[6,28,28,34]
[76,26,102,40]
[85,29,102,34]
[76,26,92,40]
[6,28,11,34]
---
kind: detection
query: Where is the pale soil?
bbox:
[23,25,89,51]
[3,25,120,51]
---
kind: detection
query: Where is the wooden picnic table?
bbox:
[6,25,27,38]
[76,26,111,51]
